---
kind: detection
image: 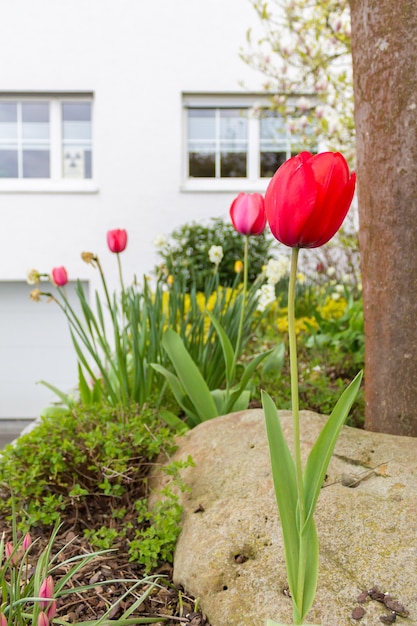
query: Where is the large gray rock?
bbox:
[151,410,417,626]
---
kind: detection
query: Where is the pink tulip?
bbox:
[0,613,7,626]
[4,542,18,565]
[22,532,32,551]
[107,229,128,253]
[37,611,49,626]
[39,575,54,609]
[265,151,356,248]
[51,266,68,287]
[229,193,266,236]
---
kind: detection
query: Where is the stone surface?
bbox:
[150,409,417,626]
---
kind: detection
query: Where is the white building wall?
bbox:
[0,0,266,290]
[0,0,268,417]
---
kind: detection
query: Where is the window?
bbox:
[188,108,248,178]
[183,95,316,191]
[0,96,93,184]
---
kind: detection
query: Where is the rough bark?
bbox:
[349,0,417,435]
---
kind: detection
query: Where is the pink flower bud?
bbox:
[0,612,8,626]
[37,611,49,626]
[107,229,128,253]
[46,600,57,620]
[51,266,68,287]
[229,193,266,236]
[39,575,54,609]
[22,532,32,551]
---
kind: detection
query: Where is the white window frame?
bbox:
[181,93,316,193]
[0,93,97,194]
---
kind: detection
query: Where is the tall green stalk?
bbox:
[231,235,249,381]
[288,247,306,625]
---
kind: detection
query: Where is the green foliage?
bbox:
[154,217,276,290]
[0,404,189,570]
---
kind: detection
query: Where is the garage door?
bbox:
[0,281,88,419]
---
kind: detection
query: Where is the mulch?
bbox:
[0,516,211,625]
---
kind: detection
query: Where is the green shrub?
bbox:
[154,217,276,290]
[0,404,191,570]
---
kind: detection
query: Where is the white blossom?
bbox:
[265,256,290,286]
[256,284,276,312]
[153,234,168,249]
[26,269,40,285]
[208,245,224,266]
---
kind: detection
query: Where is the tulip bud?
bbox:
[107,229,128,253]
[22,532,32,552]
[234,260,243,274]
[229,193,266,236]
[5,541,18,565]
[39,575,54,609]
[0,613,7,626]
[51,266,68,287]
[37,611,49,626]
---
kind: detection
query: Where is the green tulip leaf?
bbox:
[207,311,235,384]
[160,329,218,422]
[303,370,363,528]
[298,516,319,623]
[262,391,299,601]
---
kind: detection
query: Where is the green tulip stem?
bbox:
[232,234,249,384]
[288,246,307,622]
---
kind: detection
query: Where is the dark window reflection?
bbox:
[189,152,215,177]
[220,152,247,177]
[260,151,287,178]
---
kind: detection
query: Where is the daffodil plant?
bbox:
[261,152,362,626]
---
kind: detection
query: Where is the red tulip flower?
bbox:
[107,229,128,253]
[265,151,356,248]
[51,266,68,287]
[230,193,266,236]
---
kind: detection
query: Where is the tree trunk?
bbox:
[349,0,417,435]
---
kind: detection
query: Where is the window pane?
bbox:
[220,109,247,142]
[189,152,215,177]
[22,102,49,123]
[22,149,50,178]
[0,103,17,139]
[0,102,17,123]
[62,102,92,140]
[0,149,18,177]
[62,146,92,179]
[62,102,91,121]
[188,109,215,141]
[62,102,92,178]
[260,151,287,178]
[220,152,247,178]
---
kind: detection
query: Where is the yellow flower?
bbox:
[81,251,97,265]
[29,289,42,302]
[167,275,174,286]
[234,260,243,274]
[318,296,347,320]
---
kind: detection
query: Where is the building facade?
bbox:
[0,0,303,418]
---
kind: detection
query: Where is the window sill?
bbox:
[0,179,99,194]
[180,178,270,194]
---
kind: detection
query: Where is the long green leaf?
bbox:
[151,363,200,426]
[303,370,363,528]
[299,517,319,623]
[262,391,299,599]
[206,312,235,384]
[161,329,218,421]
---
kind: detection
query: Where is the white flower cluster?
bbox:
[208,245,224,266]
[256,284,276,312]
[265,255,290,286]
